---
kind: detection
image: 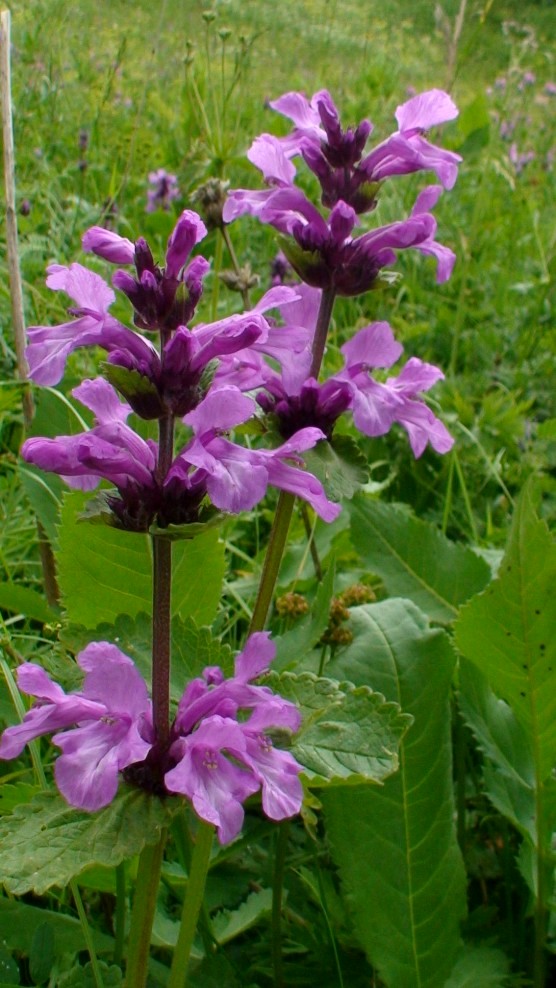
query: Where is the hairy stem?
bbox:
[168,820,215,988]
[125,832,167,988]
[152,411,174,747]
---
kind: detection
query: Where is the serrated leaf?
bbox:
[458,659,538,842]
[56,491,225,628]
[445,945,511,987]
[61,613,234,704]
[455,484,556,780]
[0,788,178,895]
[302,434,369,500]
[212,888,273,944]
[269,670,411,786]
[321,598,466,988]
[349,495,490,622]
[273,562,335,671]
[0,581,58,624]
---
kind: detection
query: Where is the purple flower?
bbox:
[225,88,461,223]
[0,643,153,812]
[338,332,454,457]
[165,632,303,843]
[227,182,454,295]
[83,210,210,332]
[25,263,156,386]
[169,386,341,521]
[146,168,180,212]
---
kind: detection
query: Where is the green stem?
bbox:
[113,863,126,967]
[71,881,106,988]
[271,822,289,988]
[171,812,216,956]
[221,225,251,309]
[211,229,223,321]
[248,287,337,632]
[125,832,167,988]
[248,492,296,634]
[168,820,215,988]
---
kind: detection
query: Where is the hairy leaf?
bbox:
[270,670,411,786]
[0,788,178,895]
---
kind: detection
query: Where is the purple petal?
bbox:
[248,134,297,185]
[395,89,459,132]
[72,378,132,424]
[242,734,303,820]
[165,210,207,279]
[82,227,135,264]
[46,262,115,312]
[341,321,403,371]
[78,642,151,720]
[234,632,275,682]
[185,386,256,434]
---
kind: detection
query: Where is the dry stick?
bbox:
[0,10,33,427]
[1,11,59,607]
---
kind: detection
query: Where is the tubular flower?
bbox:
[0,635,304,844]
[0,643,154,812]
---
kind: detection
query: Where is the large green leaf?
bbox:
[349,496,490,623]
[0,788,178,895]
[56,491,225,628]
[270,671,411,786]
[321,598,466,988]
[455,484,556,780]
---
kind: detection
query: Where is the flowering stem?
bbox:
[152,535,172,747]
[248,492,296,634]
[125,831,167,988]
[248,286,337,632]
[167,819,215,988]
[152,410,175,748]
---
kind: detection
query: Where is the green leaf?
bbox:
[212,888,273,945]
[102,361,163,418]
[0,581,58,624]
[56,491,225,628]
[302,434,369,501]
[349,496,490,623]
[445,945,511,987]
[270,670,411,786]
[61,612,234,705]
[29,923,55,985]
[455,483,556,780]
[0,950,19,986]
[321,598,466,988]
[0,897,113,957]
[458,659,537,842]
[0,787,178,894]
[273,562,335,671]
